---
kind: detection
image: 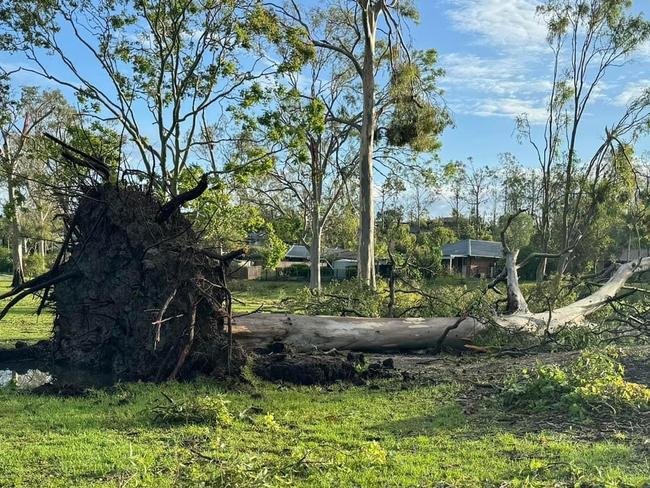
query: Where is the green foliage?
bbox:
[503,349,650,417]
[289,280,387,317]
[24,252,50,278]
[281,263,310,279]
[151,394,233,426]
[498,212,535,251]
[259,227,288,270]
[523,274,581,314]
[0,248,11,273]
[385,50,451,152]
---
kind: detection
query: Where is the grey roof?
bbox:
[323,247,357,261]
[285,244,310,260]
[442,239,503,259]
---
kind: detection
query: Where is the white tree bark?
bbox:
[357,4,379,289]
[7,178,25,287]
[500,257,650,334]
[233,314,480,352]
[505,249,529,314]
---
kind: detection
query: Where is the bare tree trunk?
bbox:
[536,257,547,283]
[358,6,377,289]
[309,212,322,290]
[7,179,24,287]
[11,230,24,287]
[505,249,528,314]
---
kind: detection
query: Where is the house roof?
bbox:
[323,247,357,261]
[285,244,310,260]
[442,239,503,259]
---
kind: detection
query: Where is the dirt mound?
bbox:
[253,353,396,385]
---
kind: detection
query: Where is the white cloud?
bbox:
[440,53,550,123]
[612,80,650,107]
[442,53,552,96]
[470,97,548,123]
[446,0,547,52]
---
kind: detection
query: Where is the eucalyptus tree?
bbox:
[0,87,72,286]
[1,0,312,195]
[277,0,450,288]
[518,0,650,278]
[247,46,359,290]
[462,159,495,239]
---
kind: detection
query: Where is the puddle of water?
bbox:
[0,369,53,389]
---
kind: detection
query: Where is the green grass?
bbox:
[230,280,305,314]
[1,380,649,487]
[0,275,53,347]
[1,277,649,487]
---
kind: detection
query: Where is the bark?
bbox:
[502,257,650,334]
[309,217,321,290]
[536,257,547,284]
[505,249,529,314]
[233,258,650,352]
[233,314,481,352]
[357,4,378,289]
[7,178,24,287]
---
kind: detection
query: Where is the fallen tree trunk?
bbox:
[233,257,650,352]
[232,314,482,352]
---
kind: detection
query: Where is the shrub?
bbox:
[151,394,233,426]
[282,263,310,279]
[502,349,650,417]
[24,253,51,277]
[0,247,11,273]
[288,279,387,317]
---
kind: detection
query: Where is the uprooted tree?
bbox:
[0,135,245,381]
[1,135,648,379]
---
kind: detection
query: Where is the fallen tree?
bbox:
[233,256,650,353]
[2,140,648,378]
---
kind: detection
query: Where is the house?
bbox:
[442,239,503,278]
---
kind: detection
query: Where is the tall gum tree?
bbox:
[247,45,358,290]
[276,0,450,288]
[0,87,71,286]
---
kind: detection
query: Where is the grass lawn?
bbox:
[0,276,649,487]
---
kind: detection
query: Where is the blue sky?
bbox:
[2,0,650,215]
[413,0,650,169]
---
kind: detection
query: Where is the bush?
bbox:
[502,349,650,417]
[24,253,51,277]
[0,247,11,273]
[288,280,387,317]
[151,394,233,426]
[282,263,310,279]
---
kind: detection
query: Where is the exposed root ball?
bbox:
[49,184,244,381]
